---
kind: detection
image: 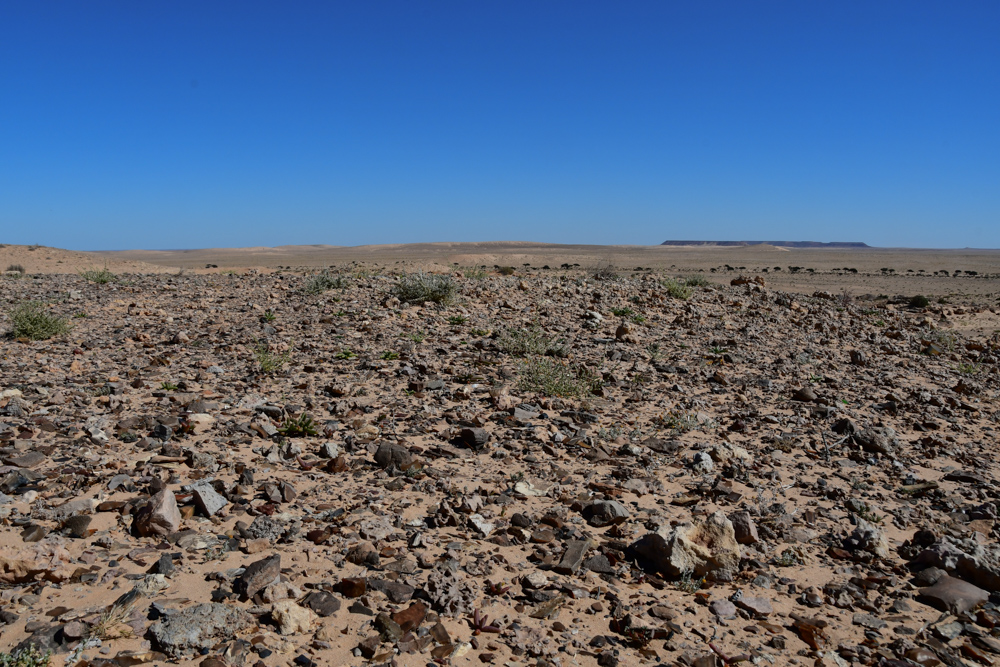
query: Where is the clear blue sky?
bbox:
[1,2,998,250]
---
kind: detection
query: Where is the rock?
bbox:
[581,500,630,527]
[690,451,714,474]
[369,579,415,604]
[709,599,737,618]
[374,442,416,471]
[792,387,818,402]
[630,511,740,579]
[460,427,489,450]
[191,483,228,517]
[150,603,253,657]
[468,513,495,536]
[843,517,890,558]
[729,511,759,545]
[302,591,341,617]
[736,596,773,616]
[853,427,898,456]
[272,599,315,635]
[374,612,402,643]
[391,601,427,633]
[63,514,92,538]
[852,613,887,630]
[912,536,1000,591]
[134,490,182,538]
[339,577,367,598]
[235,554,281,600]
[918,575,989,614]
[554,539,598,575]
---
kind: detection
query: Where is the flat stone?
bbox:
[554,539,597,575]
[391,601,427,633]
[852,612,887,629]
[374,442,416,471]
[919,575,989,614]
[191,483,228,517]
[736,596,773,616]
[709,599,737,618]
[302,591,341,617]
[150,603,253,658]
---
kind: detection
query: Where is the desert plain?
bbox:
[1,241,999,667]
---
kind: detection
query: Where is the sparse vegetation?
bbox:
[393,271,456,305]
[660,277,692,300]
[497,265,515,276]
[463,266,488,280]
[6,264,24,275]
[279,413,318,437]
[590,262,620,281]
[683,275,710,287]
[517,357,598,397]
[7,301,72,340]
[253,339,291,374]
[79,266,117,284]
[303,270,349,294]
[381,350,399,360]
[448,315,468,325]
[908,294,930,308]
[0,645,51,667]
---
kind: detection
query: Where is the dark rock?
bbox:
[302,591,341,617]
[374,442,416,471]
[553,539,597,575]
[235,554,280,600]
[581,500,629,527]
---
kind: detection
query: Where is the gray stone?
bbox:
[192,483,228,517]
[554,539,597,575]
[374,442,416,471]
[709,599,737,618]
[852,613,887,630]
[150,603,252,657]
[853,427,898,456]
[303,591,341,616]
[843,517,890,558]
[690,451,714,474]
[582,500,630,527]
[736,596,773,616]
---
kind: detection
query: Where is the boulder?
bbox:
[134,490,181,538]
[630,511,740,579]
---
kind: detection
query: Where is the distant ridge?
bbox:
[661,240,870,248]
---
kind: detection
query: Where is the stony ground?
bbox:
[1,266,1000,667]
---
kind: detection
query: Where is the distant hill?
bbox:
[661,240,870,248]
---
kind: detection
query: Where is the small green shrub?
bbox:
[253,339,291,374]
[262,309,276,322]
[393,272,456,305]
[497,266,515,276]
[660,278,692,300]
[7,301,72,340]
[380,350,399,360]
[0,645,51,667]
[6,264,25,274]
[496,325,550,357]
[517,357,598,397]
[908,295,930,308]
[334,349,357,360]
[279,413,317,437]
[684,275,710,287]
[80,267,117,284]
[448,315,468,325]
[303,270,349,294]
[463,266,488,280]
[610,307,634,317]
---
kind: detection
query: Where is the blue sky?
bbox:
[1,2,998,250]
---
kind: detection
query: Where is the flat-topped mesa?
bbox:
[660,240,870,248]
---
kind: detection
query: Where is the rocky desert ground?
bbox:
[2,242,1000,667]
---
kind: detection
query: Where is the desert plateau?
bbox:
[1,241,1000,667]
